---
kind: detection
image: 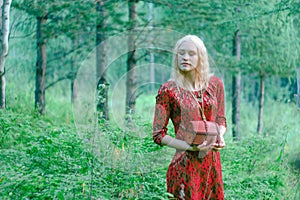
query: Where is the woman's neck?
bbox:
[183,71,199,91]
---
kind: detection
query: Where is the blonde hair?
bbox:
[170,35,212,91]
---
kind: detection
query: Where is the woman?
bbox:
[153,35,227,200]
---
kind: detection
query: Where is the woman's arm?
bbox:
[212,125,226,150]
[216,78,227,130]
[219,125,226,137]
[162,135,216,152]
[152,85,171,145]
[213,78,227,150]
[161,135,197,151]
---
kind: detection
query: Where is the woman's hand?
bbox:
[187,141,213,151]
[196,141,214,151]
[196,141,214,158]
[213,126,226,151]
[212,130,226,151]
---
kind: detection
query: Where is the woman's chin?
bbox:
[179,66,193,72]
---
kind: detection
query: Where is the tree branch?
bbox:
[45,74,72,90]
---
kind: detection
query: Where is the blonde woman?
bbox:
[153,35,227,199]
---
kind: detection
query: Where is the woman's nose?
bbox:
[182,53,188,60]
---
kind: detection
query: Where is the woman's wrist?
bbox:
[219,125,226,137]
[181,140,197,151]
[162,135,198,151]
[187,144,198,151]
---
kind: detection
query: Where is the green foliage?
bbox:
[1,96,299,199]
[0,111,90,199]
[3,1,300,199]
[240,0,299,76]
[222,135,295,199]
[222,99,300,199]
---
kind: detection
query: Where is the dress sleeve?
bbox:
[152,84,171,146]
[216,79,227,127]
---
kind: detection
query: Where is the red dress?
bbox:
[153,76,227,200]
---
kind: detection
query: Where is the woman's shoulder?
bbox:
[157,80,178,94]
[210,75,222,82]
[209,75,224,86]
[159,80,177,90]
[208,75,225,92]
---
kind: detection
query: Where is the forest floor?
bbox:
[1,100,300,199]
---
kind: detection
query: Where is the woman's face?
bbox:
[177,41,199,72]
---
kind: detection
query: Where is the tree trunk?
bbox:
[0,0,11,109]
[246,75,256,105]
[96,0,109,120]
[149,2,155,92]
[232,28,241,141]
[126,0,138,118]
[71,76,77,103]
[35,14,47,115]
[257,74,265,134]
[297,67,300,109]
[71,32,78,104]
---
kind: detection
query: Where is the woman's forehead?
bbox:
[178,41,197,51]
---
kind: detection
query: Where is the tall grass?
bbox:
[0,93,299,199]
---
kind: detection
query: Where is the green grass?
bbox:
[0,96,299,199]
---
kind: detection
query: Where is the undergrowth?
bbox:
[0,99,299,199]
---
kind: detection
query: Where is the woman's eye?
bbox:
[189,51,196,56]
[178,51,185,55]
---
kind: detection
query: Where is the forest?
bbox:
[0,0,299,199]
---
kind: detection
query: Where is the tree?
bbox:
[126,0,138,120]
[240,0,299,134]
[70,30,79,104]
[48,1,96,105]
[297,67,300,108]
[96,0,109,120]
[232,27,241,140]
[12,0,97,114]
[35,10,47,114]
[257,73,265,133]
[0,0,12,109]
[148,1,155,92]
[230,2,242,140]
[12,0,49,114]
